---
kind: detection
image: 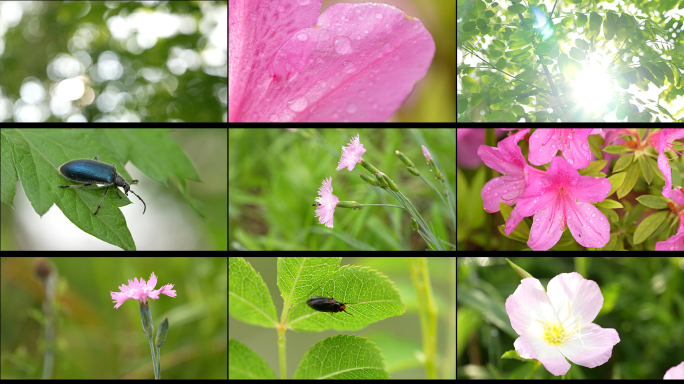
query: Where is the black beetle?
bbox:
[306,292,359,317]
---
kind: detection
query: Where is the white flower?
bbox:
[505,272,620,376]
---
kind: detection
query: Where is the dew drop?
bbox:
[334,36,352,54]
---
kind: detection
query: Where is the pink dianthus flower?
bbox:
[110,272,177,309]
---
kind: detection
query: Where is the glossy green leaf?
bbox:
[508,4,526,14]
[461,75,480,93]
[569,47,587,61]
[574,39,589,50]
[463,21,477,31]
[477,18,488,30]
[485,10,495,18]
[576,13,588,28]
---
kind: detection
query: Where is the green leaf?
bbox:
[603,12,619,41]
[491,40,506,50]
[475,0,486,11]
[549,44,560,59]
[509,38,531,50]
[657,105,675,120]
[639,156,652,185]
[470,93,482,107]
[511,105,525,116]
[508,4,526,14]
[463,21,477,31]
[655,62,674,85]
[616,103,630,121]
[617,74,629,90]
[633,210,669,245]
[461,75,480,93]
[645,63,665,87]
[617,161,640,199]
[562,17,573,28]
[637,66,660,88]
[495,58,507,70]
[505,111,517,122]
[589,11,602,31]
[574,39,589,50]
[485,10,495,18]
[569,47,586,61]
[482,75,496,86]
[457,98,469,114]
[477,18,488,30]
[576,13,588,28]
[635,194,669,210]
[490,101,511,110]
[490,49,504,58]
[501,90,518,100]
[484,110,506,121]
[536,42,552,55]
[567,0,583,3]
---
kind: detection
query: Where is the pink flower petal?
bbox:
[229,0,435,122]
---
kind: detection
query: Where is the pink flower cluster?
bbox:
[471,128,684,251]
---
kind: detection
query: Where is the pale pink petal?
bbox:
[559,324,620,369]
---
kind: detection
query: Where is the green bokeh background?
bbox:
[0,257,227,379]
[457,257,684,379]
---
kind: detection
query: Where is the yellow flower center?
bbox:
[535,301,587,347]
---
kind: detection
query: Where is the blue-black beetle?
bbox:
[306,292,359,317]
[58,156,146,216]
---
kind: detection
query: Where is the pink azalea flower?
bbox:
[664,361,684,379]
[111,272,177,309]
[314,177,339,228]
[646,128,684,198]
[513,157,612,251]
[528,129,601,169]
[229,0,435,122]
[655,186,684,251]
[505,272,620,376]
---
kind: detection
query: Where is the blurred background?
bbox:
[457,257,684,379]
[0,257,227,379]
[0,1,227,122]
[228,128,456,250]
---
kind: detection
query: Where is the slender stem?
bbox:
[146,332,159,379]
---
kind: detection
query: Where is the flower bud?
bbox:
[139,300,154,340]
[155,316,169,348]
